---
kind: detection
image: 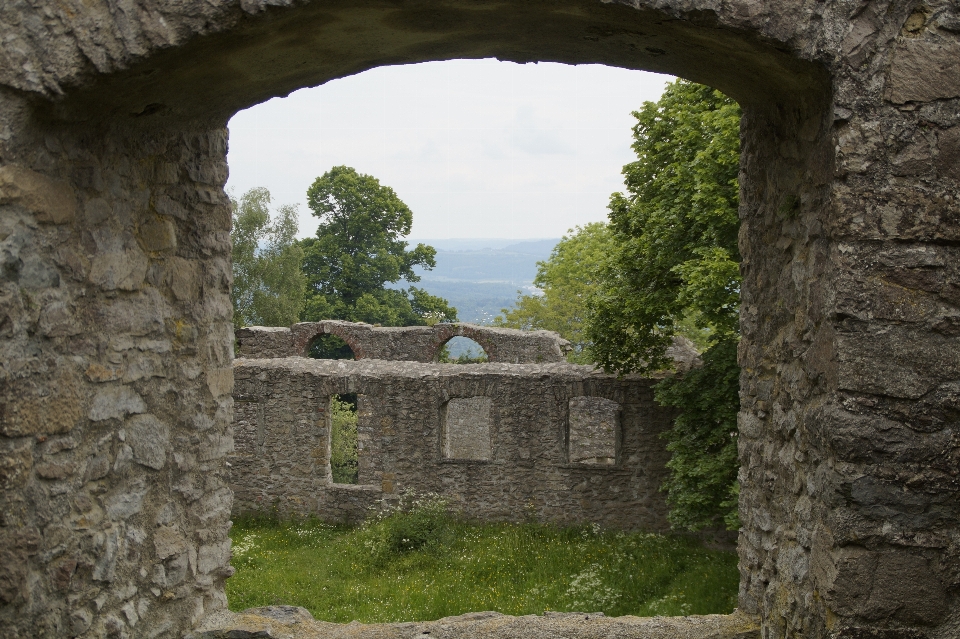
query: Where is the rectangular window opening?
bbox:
[330,393,359,484]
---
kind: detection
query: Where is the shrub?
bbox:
[360,491,453,561]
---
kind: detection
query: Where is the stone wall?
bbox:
[230,357,677,531]
[236,321,573,363]
[0,126,236,639]
[2,0,959,637]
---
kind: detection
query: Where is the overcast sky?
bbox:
[226,59,671,240]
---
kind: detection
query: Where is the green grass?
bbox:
[227,510,738,623]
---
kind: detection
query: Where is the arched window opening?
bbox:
[308,333,355,360]
[329,393,359,484]
[438,336,488,363]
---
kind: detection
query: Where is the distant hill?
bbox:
[411,238,558,254]
[396,238,560,325]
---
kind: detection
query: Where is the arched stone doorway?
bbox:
[3,2,956,638]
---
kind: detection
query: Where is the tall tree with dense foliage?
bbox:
[231,187,307,330]
[495,223,613,363]
[300,166,457,326]
[587,79,742,531]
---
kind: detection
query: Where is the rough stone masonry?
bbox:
[230,322,694,530]
[231,358,678,528]
[236,320,576,363]
[1,1,958,638]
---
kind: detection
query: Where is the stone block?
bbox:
[206,368,233,398]
[0,369,86,436]
[197,540,230,575]
[88,248,149,291]
[154,526,187,560]
[938,126,960,181]
[35,459,78,480]
[138,215,177,252]
[887,40,960,104]
[0,528,40,604]
[89,385,147,422]
[127,414,169,470]
[829,549,947,625]
[0,165,77,225]
[168,256,201,301]
[83,197,113,225]
[38,296,80,337]
[104,480,149,520]
[0,441,33,490]
[837,327,960,399]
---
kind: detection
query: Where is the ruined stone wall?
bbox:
[237,321,573,363]
[2,1,959,638]
[0,117,235,638]
[230,358,677,531]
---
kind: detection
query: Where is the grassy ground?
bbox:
[227,507,738,623]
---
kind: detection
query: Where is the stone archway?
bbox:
[432,330,494,363]
[2,2,957,638]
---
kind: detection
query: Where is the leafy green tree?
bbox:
[495,223,613,363]
[587,80,742,531]
[231,187,307,330]
[300,166,457,326]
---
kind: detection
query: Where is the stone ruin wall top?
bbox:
[237,321,704,370]
[236,321,575,363]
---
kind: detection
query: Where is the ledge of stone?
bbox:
[189,607,760,639]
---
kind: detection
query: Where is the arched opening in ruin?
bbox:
[11,1,889,637]
[438,336,489,364]
[307,333,356,360]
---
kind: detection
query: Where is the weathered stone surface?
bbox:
[88,385,147,422]
[829,549,948,625]
[0,368,86,436]
[0,165,77,225]
[0,441,32,491]
[939,125,960,180]
[232,358,679,531]
[2,0,958,637]
[0,121,234,636]
[88,247,150,291]
[0,527,40,604]
[127,413,170,469]
[239,321,574,363]
[887,40,960,104]
[154,525,187,560]
[191,608,760,639]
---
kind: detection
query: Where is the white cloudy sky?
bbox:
[226,59,671,240]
